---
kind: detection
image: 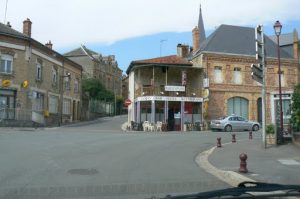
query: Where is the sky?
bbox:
[1,0,300,73]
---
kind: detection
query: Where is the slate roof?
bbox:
[195,24,293,59]
[64,45,99,57]
[198,5,206,45]
[126,55,192,74]
[0,22,28,38]
[0,22,82,70]
[269,33,294,46]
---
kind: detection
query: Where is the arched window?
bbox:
[227,97,249,119]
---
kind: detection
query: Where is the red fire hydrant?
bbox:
[239,153,248,173]
[217,137,222,147]
[249,131,253,140]
[232,134,236,143]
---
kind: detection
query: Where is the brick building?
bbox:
[64,45,122,96]
[192,8,299,128]
[0,19,82,126]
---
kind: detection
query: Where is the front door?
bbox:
[0,92,15,119]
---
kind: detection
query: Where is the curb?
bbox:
[195,141,256,187]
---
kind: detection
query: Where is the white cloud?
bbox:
[1,0,299,48]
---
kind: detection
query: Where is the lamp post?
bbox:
[274,20,284,144]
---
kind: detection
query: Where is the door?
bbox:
[227,97,249,119]
[0,96,8,119]
[229,116,239,131]
[237,116,250,131]
[257,98,262,124]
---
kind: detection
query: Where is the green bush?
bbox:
[266,124,275,135]
[291,84,300,132]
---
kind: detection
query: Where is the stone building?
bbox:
[122,75,129,99]
[0,19,82,126]
[192,8,299,128]
[64,45,122,96]
[126,44,204,131]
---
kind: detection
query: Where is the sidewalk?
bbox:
[208,139,300,185]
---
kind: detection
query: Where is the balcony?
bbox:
[135,85,202,98]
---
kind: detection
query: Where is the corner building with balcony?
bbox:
[126,44,204,131]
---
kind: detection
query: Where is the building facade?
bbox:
[127,44,204,131]
[0,19,82,126]
[192,8,299,129]
[64,46,122,96]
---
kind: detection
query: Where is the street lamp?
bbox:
[273,20,284,144]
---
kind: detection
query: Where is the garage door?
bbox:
[227,97,249,119]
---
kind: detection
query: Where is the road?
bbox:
[0,116,260,199]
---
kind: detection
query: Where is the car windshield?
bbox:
[0,1,299,199]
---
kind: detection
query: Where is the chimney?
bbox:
[6,22,11,28]
[192,26,200,53]
[177,44,189,58]
[45,40,53,49]
[23,18,32,37]
[293,29,299,60]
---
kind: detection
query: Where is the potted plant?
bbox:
[291,84,300,143]
[266,124,275,145]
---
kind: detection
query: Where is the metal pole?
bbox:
[261,27,266,149]
[277,35,284,143]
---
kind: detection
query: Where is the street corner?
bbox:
[195,141,256,188]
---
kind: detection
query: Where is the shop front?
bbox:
[135,96,203,131]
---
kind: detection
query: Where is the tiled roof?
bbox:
[126,55,192,74]
[132,55,192,65]
[195,24,293,59]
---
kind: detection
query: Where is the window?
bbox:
[279,71,285,87]
[64,72,71,90]
[36,61,42,80]
[233,67,242,84]
[32,92,44,111]
[0,54,13,74]
[227,97,249,119]
[49,95,58,113]
[214,66,222,83]
[63,99,71,114]
[52,66,58,84]
[74,78,79,93]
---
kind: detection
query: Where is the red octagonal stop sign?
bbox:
[124,99,132,107]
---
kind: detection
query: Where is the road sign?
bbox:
[251,64,263,84]
[124,99,132,107]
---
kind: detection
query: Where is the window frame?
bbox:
[233,67,242,84]
[214,66,223,83]
[0,54,13,74]
[36,61,42,81]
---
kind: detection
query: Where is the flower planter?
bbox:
[266,134,276,145]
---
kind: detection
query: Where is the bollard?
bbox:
[217,137,222,147]
[249,131,253,140]
[232,134,236,143]
[239,153,248,173]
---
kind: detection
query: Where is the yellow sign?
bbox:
[44,110,49,117]
[2,80,11,87]
[22,80,29,88]
[203,101,209,111]
[203,89,209,98]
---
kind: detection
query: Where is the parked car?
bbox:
[210,115,260,132]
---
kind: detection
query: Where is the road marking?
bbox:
[278,159,300,165]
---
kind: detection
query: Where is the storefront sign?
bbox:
[2,80,11,87]
[165,85,185,92]
[136,96,203,102]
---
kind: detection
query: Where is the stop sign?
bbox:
[124,99,132,106]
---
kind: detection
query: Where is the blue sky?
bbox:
[60,20,300,74]
[2,0,299,74]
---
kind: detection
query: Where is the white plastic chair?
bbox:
[148,123,155,132]
[156,121,162,131]
[143,121,150,131]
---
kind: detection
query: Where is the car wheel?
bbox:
[224,125,232,132]
[252,124,259,131]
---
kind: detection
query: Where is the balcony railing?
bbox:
[135,86,202,98]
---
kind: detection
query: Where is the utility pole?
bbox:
[252,25,266,148]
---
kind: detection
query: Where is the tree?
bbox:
[82,78,114,102]
[291,83,300,132]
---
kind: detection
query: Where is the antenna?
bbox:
[160,39,167,57]
[4,0,8,23]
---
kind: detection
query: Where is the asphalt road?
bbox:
[0,116,261,199]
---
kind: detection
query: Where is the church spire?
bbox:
[198,4,206,44]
